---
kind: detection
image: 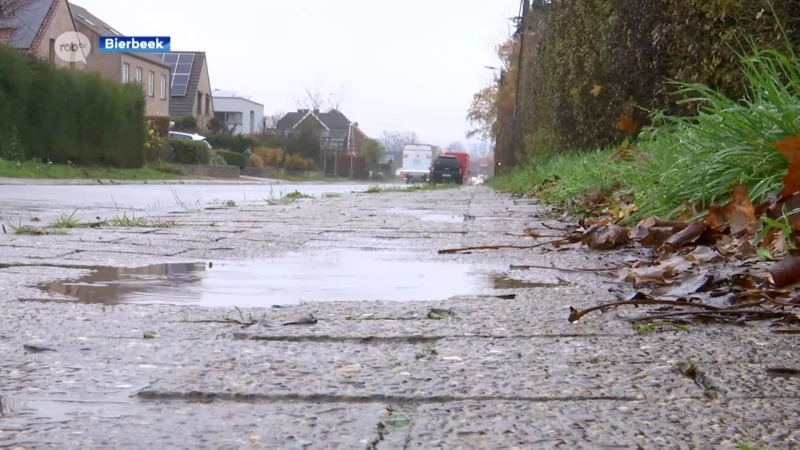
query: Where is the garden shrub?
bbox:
[249,154,264,167]
[206,134,256,153]
[253,147,283,167]
[284,154,314,171]
[216,150,248,168]
[167,139,211,165]
[209,153,227,165]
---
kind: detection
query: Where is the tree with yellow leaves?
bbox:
[466,38,519,142]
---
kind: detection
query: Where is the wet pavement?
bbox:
[1,185,798,448]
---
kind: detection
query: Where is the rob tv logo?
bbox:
[99,36,171,53]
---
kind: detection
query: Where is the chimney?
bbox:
[298,109,308,114]
[313,108,320,114]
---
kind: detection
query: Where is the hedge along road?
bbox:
[0,182,402,216]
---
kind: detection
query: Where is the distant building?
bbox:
[212,90,264,135]
[276,109,367,155]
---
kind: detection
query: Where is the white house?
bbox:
[211,89,265,135]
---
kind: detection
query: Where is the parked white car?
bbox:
[168,131,212,149]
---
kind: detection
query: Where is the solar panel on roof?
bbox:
[172,84,188,96]
[155,52,197,97]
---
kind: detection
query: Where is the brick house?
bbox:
[151,51,215,130]
[69,3,170,116]
[276,109,367,155]
[0,0,86,69]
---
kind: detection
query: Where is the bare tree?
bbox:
[0,0,33,21]
[327,84,345,111]
[262,110,285,130]
[379,131,420,154]
[446,141,466,151]
[295,89,325,110]
[295,86,345,112]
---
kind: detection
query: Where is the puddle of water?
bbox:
[39,249,536,307]
[420,214,464,223]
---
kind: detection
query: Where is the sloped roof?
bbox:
[168,51,208,117]
[69,3,167,67]
[277,109,355,131]
[0,0,55,49]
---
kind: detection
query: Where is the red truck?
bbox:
[444,152,470,185]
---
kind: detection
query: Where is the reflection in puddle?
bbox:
[40,249,535,307]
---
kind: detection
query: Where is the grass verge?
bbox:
[491,35,800,222]
[0,159,184,180]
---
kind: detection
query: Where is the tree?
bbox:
[261,110,285,131]
[379,131,420,154]
[0,0,33,21]
[285,128,320,163]
[446,141,465,151]
[295,86,345,111]
[361,138,386,167]
[466,38,518,141]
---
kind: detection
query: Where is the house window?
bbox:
[135,67,142,83]
[160,74,167,99]
[49,38,55,62]
[122,63,129,82]
[205,95,210,117]
[148,71,154,96]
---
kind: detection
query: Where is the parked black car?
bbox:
[430,155,464,185]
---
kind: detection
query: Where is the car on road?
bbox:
[168,131,212,149]
[430,155,464,185]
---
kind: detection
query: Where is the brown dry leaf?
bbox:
[582,224,629,250]
[616,114,639,133]
[623,256,693,284]
[771,232,789,258]
[685,246,725,263]
[637,217,683,229]
[582,217,612,227]
[663,220,708,249]
[30,217,41,222]
[582,186,605,207]
[650,273,714,297]
[768,255,800,287]
[706,204,726,231]
[721,185,758,236]
[590,85,603,96]
[771,134,800,197]
[629,226,672,247]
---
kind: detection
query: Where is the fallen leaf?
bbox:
[768,191,800,230]
[663,220,708,249]
[283,313,317,326]
[771,134,800,197]
[622,256,693,284]
[629,225,672,247]
[30,217,40,222]
[722,185,758,236]
[617,114,639,133]
[706,204,726,231]
[768,256,800,287]
[582,224,629,250]
[590,84,603,96]
[685,246,725,263]
[650,273,714,297]
[638,217,684,229]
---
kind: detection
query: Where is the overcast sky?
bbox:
[71,0,518,147]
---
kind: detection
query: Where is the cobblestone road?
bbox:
[0,185,798,449]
